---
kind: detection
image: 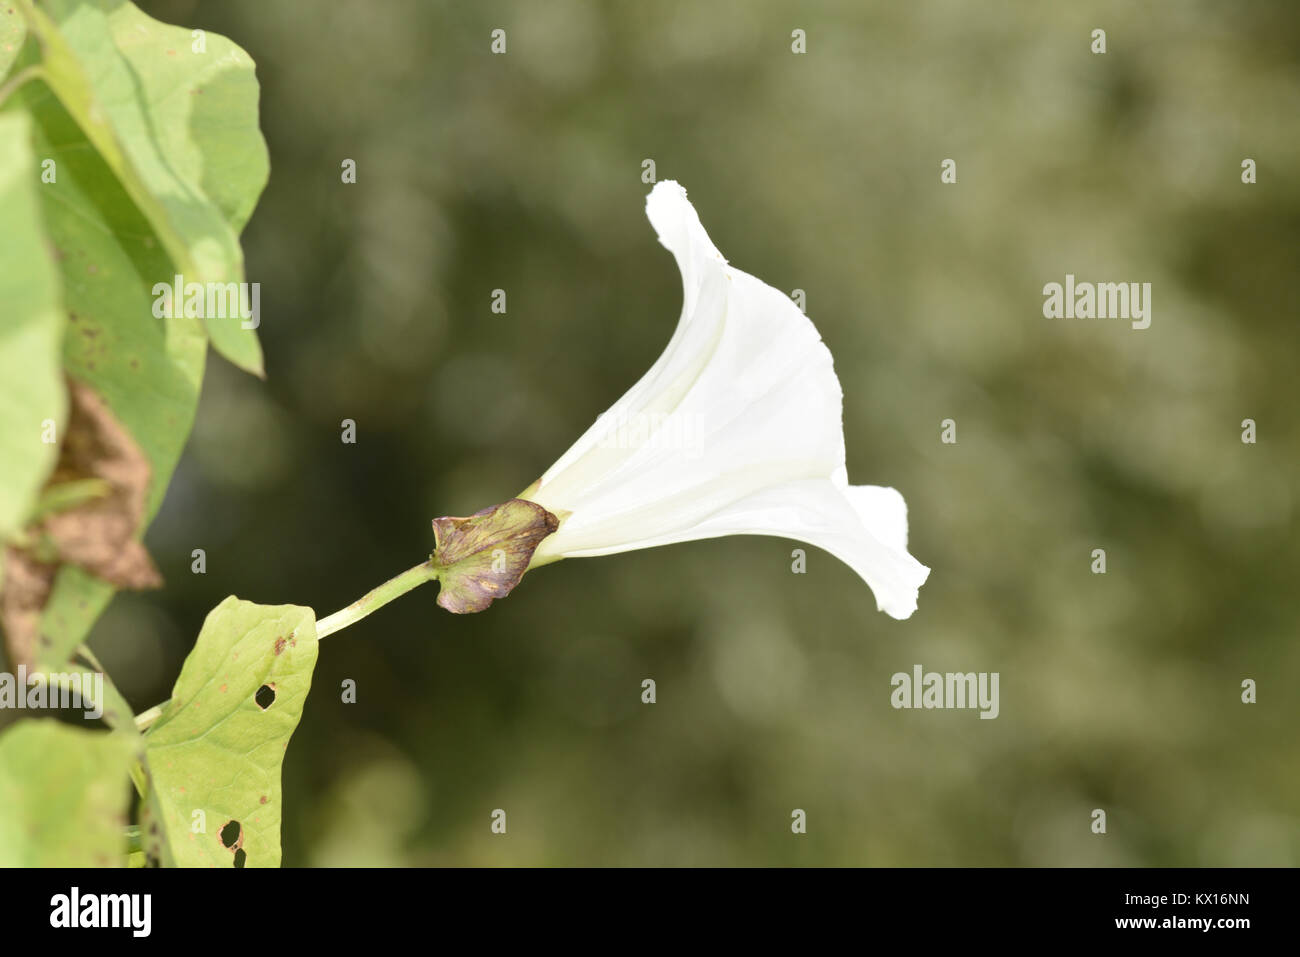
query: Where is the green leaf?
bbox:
[0,719,134,867]
[141,598,318,867]
[13,0,269,374]
[36,568,116,670]
[0,111,66,564]
[0,6,26,80]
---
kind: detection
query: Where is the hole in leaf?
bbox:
[255,684,276,710]
[220,820,242,849]
[233,849,247,868]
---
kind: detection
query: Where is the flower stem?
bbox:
[315,560,439,640]
[132,561,438,737]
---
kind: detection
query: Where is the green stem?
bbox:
[133,703,164,733]
[77,643,107,674]
[0,65,44,110]
[128,760,147,800]
[316,560,439,639]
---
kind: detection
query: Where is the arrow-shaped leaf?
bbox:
[141,598,318,867]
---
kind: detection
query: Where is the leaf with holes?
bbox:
[0,720,134,867]
[140,598,317,867]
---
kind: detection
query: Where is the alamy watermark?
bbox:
[1042,274,1151,330]
[0,666,104,720]
[152,274,260,329]
[891,664,999,719]
[595,410,704,457]
[50,887,150,937]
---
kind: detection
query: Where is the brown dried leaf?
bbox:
[0,547,57,669]
[42,379,161,589]
[1,380,160,666]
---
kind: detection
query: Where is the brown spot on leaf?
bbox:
[273,636,286,656]
[0,547,57,668]
[40,379,162,588]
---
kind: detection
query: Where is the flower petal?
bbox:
[533,477,929,619]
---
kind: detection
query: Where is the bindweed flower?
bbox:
[431,181,928,618]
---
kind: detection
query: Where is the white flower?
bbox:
[521,181,929,619]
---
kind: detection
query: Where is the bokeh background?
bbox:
[84,0,1300,864]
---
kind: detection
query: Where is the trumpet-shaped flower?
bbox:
[506,180,930,619]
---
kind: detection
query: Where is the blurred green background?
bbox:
[84,0,1300,864]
